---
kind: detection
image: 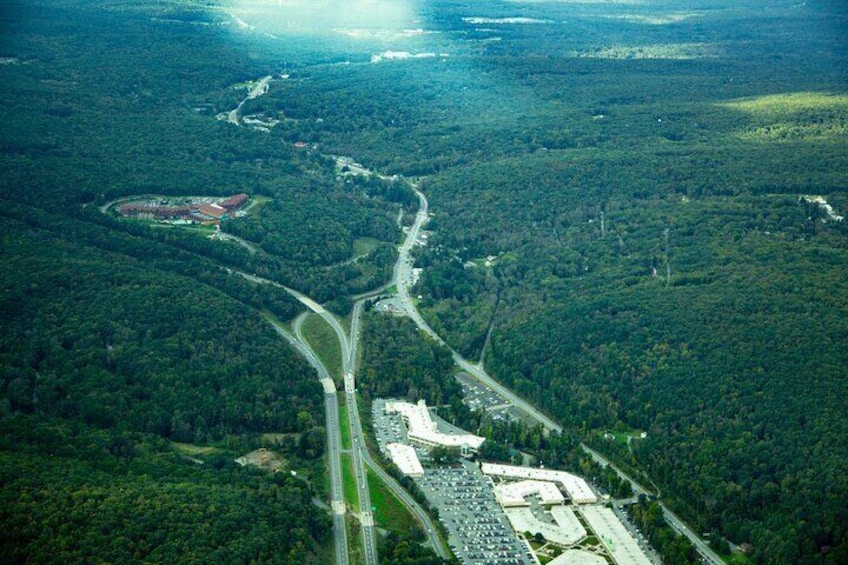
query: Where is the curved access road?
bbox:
[273,282,376,565]
[360,441,450,558]
[393,186,445,346]
[388,180,727,565]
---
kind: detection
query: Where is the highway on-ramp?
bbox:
[242,268,446,564]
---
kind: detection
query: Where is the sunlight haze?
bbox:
[230,0,419,34]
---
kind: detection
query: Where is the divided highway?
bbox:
[277,288,377,565]
[241,267,449,564]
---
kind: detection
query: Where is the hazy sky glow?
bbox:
[229,0,419,34]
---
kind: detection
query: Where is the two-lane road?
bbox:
[392,187,561,434]
[390,182,724,565]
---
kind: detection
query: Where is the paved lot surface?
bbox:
[416,461,535,565]
[455,373,534,425]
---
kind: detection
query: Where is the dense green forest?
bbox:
[0,0,408,561]
[0,0,407,305]
[249,0,845,562]
[358,312,459,406]
[2,0,847,563]
[410,4,847,564]
[0,416,330,564]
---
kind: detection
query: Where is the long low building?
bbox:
[551,506,587,541]
[504,507,585,546]
[548,550,607,565]
[580,505,653,565]
[385,400,485,454]
[494,479,565,507]
[481,463,598,504]
[386,442,424,477]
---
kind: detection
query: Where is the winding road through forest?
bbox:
[221,73,721,564]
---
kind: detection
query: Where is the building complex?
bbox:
[118,193,249,223]
[385,399,485,456]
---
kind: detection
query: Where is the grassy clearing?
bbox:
[342,454,360,513]
[719,92,848,115]
[604,429,644,446]
[722,550,755,565]
[353,237,382,256]
[300,313,343,378]
[366,468,416,535]
[718,92,848,142]
[170,441,223,456]
[260,432,296,444]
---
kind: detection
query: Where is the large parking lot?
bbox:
[417,461,535,565]
[372,399,533,563]
[455,373,535,425]
[372,398,407,449]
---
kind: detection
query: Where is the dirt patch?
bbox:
[235,447,286,472]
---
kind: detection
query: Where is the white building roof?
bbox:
[548,550,608,565]
[494,479,565,507]
[551,506,588,542]
[579,505,653,565]
[386,400,485,450]
[386,442,424,476]
[481,463,598,504]
[504,507,585,546]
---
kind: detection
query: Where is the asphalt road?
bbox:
[345,385,379,565]
[324,390,350,565]
[454,357,562,434]
[246,156,728,565]
[662,504,724,565]
[245,252,447,563]
[286,283,377,565]
[267,320,348,565]
[580,444,653,498]
[348,299,450,560]
[389,182,727,565]
[291,305,376,565]
[392,187,562,435]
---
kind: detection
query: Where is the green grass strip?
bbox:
[339,401,352,451]
[366,468,417,536]
[342,454,360,513]
[300,313,343,378]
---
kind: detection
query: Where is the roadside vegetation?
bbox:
[300,313,344,379]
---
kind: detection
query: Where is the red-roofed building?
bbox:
[194,203,228,220]
[220,193,249,211]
